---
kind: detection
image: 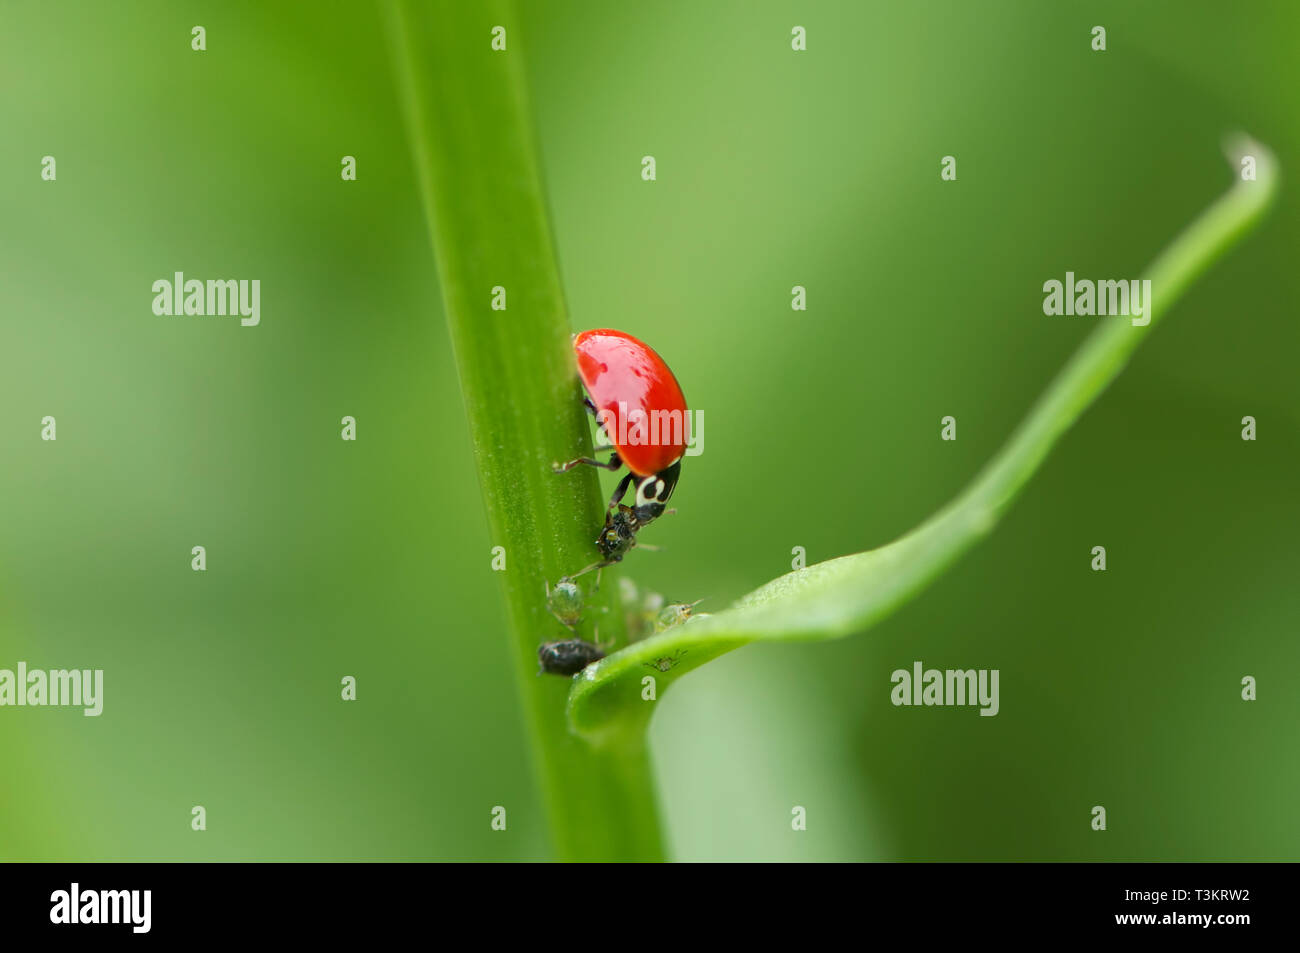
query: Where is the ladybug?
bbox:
[553,329,689,526]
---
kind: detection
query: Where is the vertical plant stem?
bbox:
[386,0,664,861]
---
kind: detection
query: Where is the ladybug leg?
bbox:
[607,471,634,512]
[583,397,620,447]
[552,451,622,474]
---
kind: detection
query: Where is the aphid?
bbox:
[545,579,584,632]
[553,329,689,526]
[644,649,688,673]
[653,599,705,633]
[537,637,605,677]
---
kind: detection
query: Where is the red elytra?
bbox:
[551,328,688,536]
[573,329,688,477]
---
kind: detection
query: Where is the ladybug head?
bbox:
[632,461,681,524]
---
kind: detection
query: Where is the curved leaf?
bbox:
[569,137,1278,746]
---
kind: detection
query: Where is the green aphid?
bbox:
[652,599,705,633]
[545,579,584,631]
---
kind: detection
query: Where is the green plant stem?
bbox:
[387,0,662,861]
[569,138,1278,744]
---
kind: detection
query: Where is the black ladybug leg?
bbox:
[607,471,634,512]
[583,397,619,446]
[552,451,622,474]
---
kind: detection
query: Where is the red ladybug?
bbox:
[554,329,688,525]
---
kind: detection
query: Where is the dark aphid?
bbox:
[596,505,640,562]
[538,638,605,677]
[563,505,642,583]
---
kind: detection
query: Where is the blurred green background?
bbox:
[2,0,1297,861]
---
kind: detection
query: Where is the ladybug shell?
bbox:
[573,329,688,477]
